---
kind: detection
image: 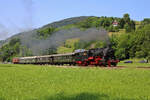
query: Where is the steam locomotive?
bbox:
[13,47,119,67]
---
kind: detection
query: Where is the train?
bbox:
[12,47,119,67]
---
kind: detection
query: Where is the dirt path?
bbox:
[45,65,150,70]
[136,67,150,69]
[53,65,126,69]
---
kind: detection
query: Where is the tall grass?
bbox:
[0,64,150,100]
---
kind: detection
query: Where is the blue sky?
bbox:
[0,0,150,40]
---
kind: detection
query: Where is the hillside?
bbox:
[0,16,110,61]
[1,14,150,62]
[42,16,91,28]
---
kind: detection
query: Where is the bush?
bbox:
[0,38,32,62]
[37,27,56,39]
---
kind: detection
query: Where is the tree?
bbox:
[0,38,32,62]
[37,27,56,39]
[9,38,20,46]
[123,13,130,23]
[130,20,136,30]
[124,23,132,32]
[139,18,150,29]
[118,18,125,28]
[142,18,150,25]
[110,24,150,60]
[114,26,119,32]
[108,25,114,32]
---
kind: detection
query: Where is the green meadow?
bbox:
[0,64,150,100]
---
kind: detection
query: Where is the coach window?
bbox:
[65,56,67,59]
[57,56,59,61]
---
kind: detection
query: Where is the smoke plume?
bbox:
[0,0,34,40]
[20,27,109,55]
[0,23,9,40]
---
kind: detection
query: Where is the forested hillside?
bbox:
[110,18,150,60]
[0,14,150,62]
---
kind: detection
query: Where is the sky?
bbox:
[0,0,150,40]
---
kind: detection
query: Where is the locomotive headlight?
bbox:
[84,53,87,56]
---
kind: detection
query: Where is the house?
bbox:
[112,20,118,27]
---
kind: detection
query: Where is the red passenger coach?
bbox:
[12,58,19,64]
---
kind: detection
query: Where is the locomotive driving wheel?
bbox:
[81,61,88,66]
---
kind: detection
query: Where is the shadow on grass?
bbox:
[0,97,5,100]
[35,92,136,100]
[0,93,139,100]
[45,92,101,100]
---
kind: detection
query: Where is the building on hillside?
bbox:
[112,20,118,27]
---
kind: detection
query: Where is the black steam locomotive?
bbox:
[13,47,119,67]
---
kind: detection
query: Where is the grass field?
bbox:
[118,62,150,68]
[119,59,150,68]
[0,64,150,100]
